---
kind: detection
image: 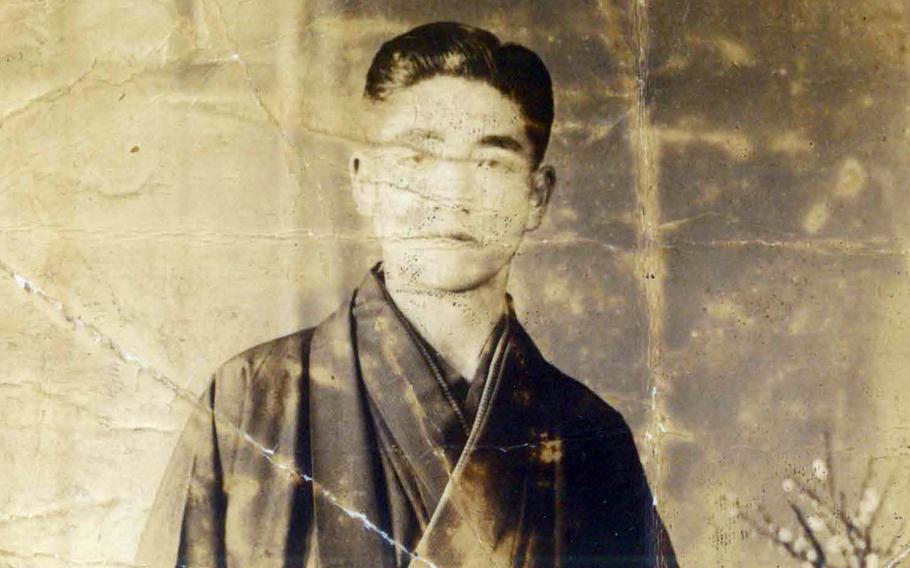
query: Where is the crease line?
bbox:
[0,225,632,253]
[0,60,99,127]
[0,547,139,568]
[0,258,432,567]
[628,0,669,508]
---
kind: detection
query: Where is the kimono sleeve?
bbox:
[135,382,228,568]
[563,398,679,567]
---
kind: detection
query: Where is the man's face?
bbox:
[351,75,554,292]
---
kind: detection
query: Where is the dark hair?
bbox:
[364,21,554,166]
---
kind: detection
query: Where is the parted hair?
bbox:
[364,21,554,166]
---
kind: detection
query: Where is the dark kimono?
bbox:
[137,267,678,567]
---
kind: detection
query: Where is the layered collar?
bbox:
[309,266,551,568]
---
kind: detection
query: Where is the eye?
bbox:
[397,152,425,167]
[476,157,522,174]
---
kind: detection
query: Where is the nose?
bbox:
[425,157,474,214]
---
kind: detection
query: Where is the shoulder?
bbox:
[196,328,318,473]
[541,363,635,440]
[512,324,632,437]
[513,329,639,455]
[207,328,316,413]
[214,328,315,381]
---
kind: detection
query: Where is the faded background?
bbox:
[1,1,909,566]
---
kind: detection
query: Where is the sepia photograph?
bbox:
[1,1,908,567]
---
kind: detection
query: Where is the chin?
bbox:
[384,247,508,293]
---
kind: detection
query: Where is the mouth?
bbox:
[401,231,480,245]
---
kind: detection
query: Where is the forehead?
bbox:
[366,76,527,145]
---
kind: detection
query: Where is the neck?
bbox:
[384,267,509,382]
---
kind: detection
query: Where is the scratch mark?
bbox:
[886,542,910,568]
[0,60,99,127]
[0,258,431,566]
[238,432,436,567]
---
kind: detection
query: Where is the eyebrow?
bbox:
[478,134,526,155]
[391,128,444,145]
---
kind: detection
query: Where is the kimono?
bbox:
[137,266,678,567]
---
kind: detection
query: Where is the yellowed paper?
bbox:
[1,2,908,566]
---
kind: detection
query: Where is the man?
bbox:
[138,21,678,568]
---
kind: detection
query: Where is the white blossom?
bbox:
[825,534,849,555]
[778,527,794,543]
[811,458,828,481]
[860,488,879,514]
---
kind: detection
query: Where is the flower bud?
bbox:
[811,458,828,481]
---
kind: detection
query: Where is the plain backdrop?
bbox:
[1,1,908,566]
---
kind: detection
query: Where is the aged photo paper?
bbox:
[1,1,908,567]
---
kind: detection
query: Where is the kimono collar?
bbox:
[309,264,538,568]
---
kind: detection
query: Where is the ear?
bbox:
[525,165,556,231]
[350,152,374,217]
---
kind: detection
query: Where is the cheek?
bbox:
[373,188,429,235]
[475,188,533,238]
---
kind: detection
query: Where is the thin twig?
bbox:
[793,476,861,558]
[791,502,827,567]
[738,433,907,568]
[740,510,813,566]
[825,432,838,504]
[838,489,868,557]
